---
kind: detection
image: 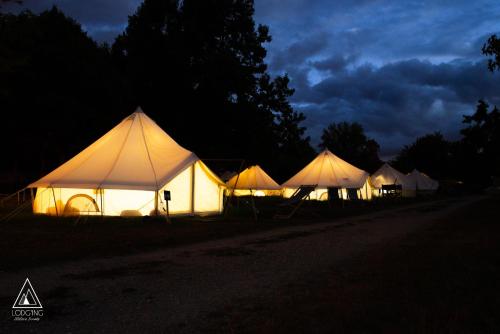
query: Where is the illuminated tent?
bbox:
[371,163,415,197]
[407,169,439,191]
[226,165,281,196]
[282,149,372,200]
[30,108,225,216]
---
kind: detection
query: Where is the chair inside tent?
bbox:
[30,108,225,217]
[282,150,373,201]
[226,165,282,197]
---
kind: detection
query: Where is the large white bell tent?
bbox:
[226,165,281,196]
[282,149,372,200]
[371,163,415,197]
[30,108,225,216]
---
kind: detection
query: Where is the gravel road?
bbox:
[0,197,475,333]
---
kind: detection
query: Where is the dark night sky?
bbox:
[5,0,500,158]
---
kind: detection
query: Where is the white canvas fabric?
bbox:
[282,149,369,189]
[30,108,225,216]
[226,165,281,191]
[29,108,198,190]
[407,169,439,190]
[371,163,412,189]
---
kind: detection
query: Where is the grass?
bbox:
[0,195,444,271]
[214,195,500,333]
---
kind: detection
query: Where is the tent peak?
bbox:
[134,106,145,114]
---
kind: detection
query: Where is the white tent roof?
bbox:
[371,163,412,189]
[29,108,200,191]
[226,165,281,190]
[407,169,439,190]
[282,149,369,189]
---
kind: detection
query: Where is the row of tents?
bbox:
[227,152,438,201]
[29,109,438,217]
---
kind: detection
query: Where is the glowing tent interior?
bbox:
[226,165,281,196]
[30,108,225,216]
[407,169,439,191]
[282,149,372,200]
[371,163,415,197]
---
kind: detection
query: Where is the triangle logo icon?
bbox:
[12,278,43,309]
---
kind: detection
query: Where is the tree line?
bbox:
[0,0,499,192]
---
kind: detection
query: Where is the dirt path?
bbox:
[0,196,478,333]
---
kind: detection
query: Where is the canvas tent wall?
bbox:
[282,150,372,201]
[226,165,281,196]
[407,169,439,192]
[30,108,225,216]
[371,163,415,197]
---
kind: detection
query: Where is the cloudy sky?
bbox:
[5,0,500,157]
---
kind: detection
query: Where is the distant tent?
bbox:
[371,163,415,197]
[30,108,225,216]
[407,169,439,192]
[226,165,281,196]
[282,149,372,200]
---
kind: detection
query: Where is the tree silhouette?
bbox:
[0,7,128,191]
[319,122,381,172]
[460,100,500,183]
[482,35,500,72]
[391,132,451,179]
[112,0,312,180]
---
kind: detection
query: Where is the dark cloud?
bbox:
[253,0,500,157]
[311,54,359,73]
[271,32,330,69]
[2,0,141,41]
[4,0,500,157]
[293,59,500,157]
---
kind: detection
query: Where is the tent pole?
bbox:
[51,187,59,217]
[250,190,258,222]
[100,188,104,217]
[154,190,159,216]
[191,164,195,215]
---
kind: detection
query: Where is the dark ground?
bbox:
[214,196,500,333]
[0,196,434,271]
[0,195,499,333]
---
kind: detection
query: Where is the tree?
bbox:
[460,100,500,182]
[391,132,451,179]
[257,74,315,180]
[0,7,128,191]
[112,0,312,180]
[482,35,500,72]
[319,122,381,172]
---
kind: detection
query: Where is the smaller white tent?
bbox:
[371,163,415,197]
[282,149,372,200]
[407,169,439,191]
[226,165,281,196]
